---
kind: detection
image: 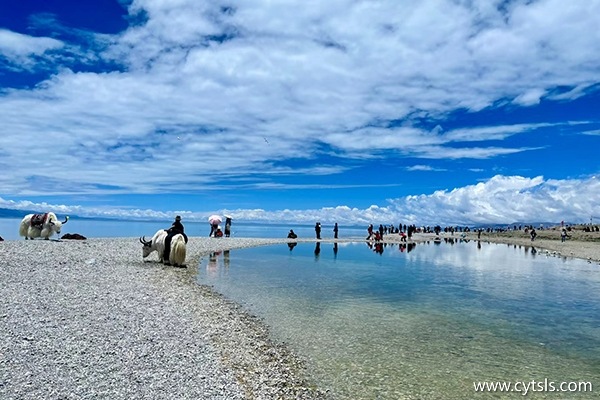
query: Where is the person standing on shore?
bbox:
[224,216,232,237]
[315,222,322,239]
[333,223,339,239]
[530,228,537,241]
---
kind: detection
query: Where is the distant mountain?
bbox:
[0,208,40,218]
[508,221,566,228]
[0,208,150,222]
[0,208,78,219]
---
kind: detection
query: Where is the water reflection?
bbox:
[206,251,220,277]
[198,241,600,399]
[223,250,230,268]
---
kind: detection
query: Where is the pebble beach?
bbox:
[0,237,329,400]
[1,232,598,399]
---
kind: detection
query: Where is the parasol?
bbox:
[208,215,222,225]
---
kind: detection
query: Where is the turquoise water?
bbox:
[197,241,600,399]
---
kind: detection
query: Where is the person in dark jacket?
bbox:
[164,216,187,263]
[315,222,322,239]
[224,216,232,237]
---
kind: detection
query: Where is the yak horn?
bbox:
[140,236,151,245]
[62,216,69,224]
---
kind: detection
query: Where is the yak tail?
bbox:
[170,235,187,266]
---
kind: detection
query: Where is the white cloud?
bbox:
[582,129,600,136]
[442,123,553,142]
[513,88,546,106]
[3,175,599,226]
[406,165,446,172]
[0,0,599,197]
[0,29,64,69]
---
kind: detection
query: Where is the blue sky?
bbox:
[1,0,599,226]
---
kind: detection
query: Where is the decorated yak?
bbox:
[19,212,69,240]
[140,229,187,267]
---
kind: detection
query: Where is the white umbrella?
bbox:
[208,215,222,225]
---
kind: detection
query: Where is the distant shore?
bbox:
[385,228,600,263]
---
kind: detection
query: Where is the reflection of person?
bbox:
[223,250,230,268]
[333,223,339,239]
[207,251,220,276]
[288,242,297,251]
[287,229,298,239]
[224,217,232,237]
[314,242,321,257]
[333,242,338,257]
[315,222,321,239]
[164,216,186,263]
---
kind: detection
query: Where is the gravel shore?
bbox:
[0,237,329,400]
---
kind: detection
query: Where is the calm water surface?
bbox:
[197,241,600,399]
[0,217,364,240]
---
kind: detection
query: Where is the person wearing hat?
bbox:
[164,215,187,264]
[170,215,184,235]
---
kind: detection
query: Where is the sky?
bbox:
[1,0,599,226]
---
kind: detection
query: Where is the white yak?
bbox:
[140,229,187,267]
[19,212,69,240]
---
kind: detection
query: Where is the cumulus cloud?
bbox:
[0,0,599,215]
[3,175,599,226]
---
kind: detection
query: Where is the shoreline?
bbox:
[400,230,600,263]
[2,233,598,398]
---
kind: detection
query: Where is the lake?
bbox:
[0,217,366,241]
[197,241,600,399]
